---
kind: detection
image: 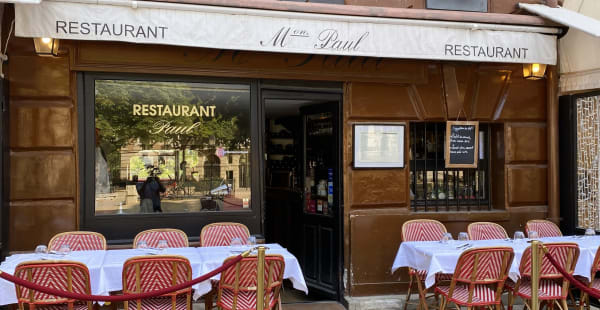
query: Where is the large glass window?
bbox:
[409,122,490,211]
[94,80,251,215]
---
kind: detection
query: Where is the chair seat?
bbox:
[33,304,90,310]
[436,284,499,306]
[127,296,188,310]
[218,290,278,310]
[409,268,452,282]
[514,279,566,300]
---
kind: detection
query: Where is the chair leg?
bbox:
[204,291,214,310]
[405,273,414,310]
[416,278,429,310]
[508,291,514,310]
[560,299,568,310]
[439,295,447,310]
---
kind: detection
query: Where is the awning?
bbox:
[519,3,600,38]
[15,0,559,64]
[519,1,600,93]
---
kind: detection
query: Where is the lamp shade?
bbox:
[33,38,59,56]
[523,63,547,80]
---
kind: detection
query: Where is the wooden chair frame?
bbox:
[437,247,514,310]
[467,222,509,240]
[122,255,192,310]
[133,228,189,248]
[402,219,448,310]
[578,245,600,310]
[215,255,284,310]
[48,231,107,251]
[200,222,250,247]
[509,242,579,310]
[14,260,93,310]
[525,220,563,238]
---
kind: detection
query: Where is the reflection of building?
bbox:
[116,139,250,192]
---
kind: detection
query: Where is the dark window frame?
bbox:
[78,72,262,244]
[409,122,492,212]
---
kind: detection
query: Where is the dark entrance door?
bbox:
[262,88,343,300]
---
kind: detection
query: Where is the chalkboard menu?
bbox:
[445,121,479,168]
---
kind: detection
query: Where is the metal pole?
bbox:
[257,246,266,310]
[531,240,540,310]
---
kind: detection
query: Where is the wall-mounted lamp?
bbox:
[523,63,547,80]
[33,37,59,56]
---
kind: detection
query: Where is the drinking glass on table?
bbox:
[230,237,243,247]
[585,228,596,237]
[157,239,168,250]
[528,230,539,240]
[35,245,47,254]
[136,240,148,249]
[457,232,469,241]
[513,231,525,242]
[441,233,453,244]
[247,236,257,246]
[58,244,71,255]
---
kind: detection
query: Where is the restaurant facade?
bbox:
[0,0,572,306]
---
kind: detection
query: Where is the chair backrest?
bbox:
[200,222,251,247]
[216,255,285,310]
[14,260,92,309]
[133,228,189,248]
[122,255,192,310]
[467,222,509,240]
[401,219,447,242]
[452,247,514,283]
[519,242,579,279]
[447,247,514,304]
[525,220,563,238]
[48,231,107,251]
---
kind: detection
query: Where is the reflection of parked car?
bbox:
[210,179,231,197]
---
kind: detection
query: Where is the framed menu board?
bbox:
[353,123,405,168]
[445,121,479,168]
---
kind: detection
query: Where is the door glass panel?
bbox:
[94,80,251,215]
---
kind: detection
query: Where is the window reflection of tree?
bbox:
[204,154,221,190]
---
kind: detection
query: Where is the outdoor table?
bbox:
[0,243,307,306]
[392,235,600,289]
[0,250,107,305]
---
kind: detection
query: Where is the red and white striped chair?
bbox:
[525,220,563,238]
[508,242,579,310]
[48,231,107,251]
[14,260,93,310]
[216,255,285,310]
[467,222,509,240]
[435,247,514,310]
[200,222,250,247]
[576,245,600,310]
[133,228,189,248]
[122,255,192,310]
[401,219,448,310]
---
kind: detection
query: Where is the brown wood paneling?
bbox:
[488,0,563,14]
[415,64,446,120]
[500,75,546,121]
[72,41,428,84]
[471,70,512,120]
[350,169,408,207]
[10,101,74,148]
[9,200,76,251]
[10,151,75,200]
[506,166,547,205]
[506,123,547,163]
[349,83,418,119]
[344,0,425,8]
[9,55,70,98]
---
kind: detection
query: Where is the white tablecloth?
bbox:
[392,236,600,288]
[0,243,307,306]
[0,250,107,305]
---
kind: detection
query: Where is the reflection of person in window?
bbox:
[139,168,166,213]
[95,128,111,195]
